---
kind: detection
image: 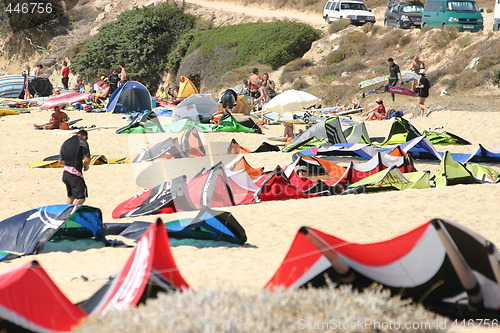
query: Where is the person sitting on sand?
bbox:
[362,97,386,120]
[50,88,61,97]
[156,87,169,101]
[290,165,314,191]
[34,106,69,130]
[90,80,110,103]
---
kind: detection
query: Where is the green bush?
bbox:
[71,3,196,92]
[477,55,500,71]
[328,19,351,34]
[284,58,314,72]
[180,22,320,90]
[398,34,412,47]
[493,70,500,88]
[429,28,459,49]
[445,70,483,90]
[186,22,320,69]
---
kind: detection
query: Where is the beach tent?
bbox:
[348,167,432,192]
[132,128,205,163]
[116,111,164,134]
[381,117,422,145]
[0,261,87,331]
[229,156,264,179]
[80,219,190,315]
[0,74,35,98]
[106,207,247,245]
[434,151,480,188]
[172,94,218,122]
[283,117,347,152]
[177,76,199,98]
[265,220,500,317]
[107,81,152,114]
[0,205,105,257]
[343,122,371,144]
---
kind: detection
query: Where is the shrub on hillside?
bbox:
[493,70,500,88]
[180,22,320,90]
[291,78,310,90]
[328,19,351,34]
[429,28,459,49]
[442,70,483,90]
[398,34,412,47]
[456,35,473,48]
[71,3,196,92]
[284,58,315,72]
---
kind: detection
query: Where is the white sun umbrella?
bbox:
[262,89,320,114]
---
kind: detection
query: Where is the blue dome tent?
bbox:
[107,81,152,113]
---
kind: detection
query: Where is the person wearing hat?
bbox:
[290,165,314,191]
[362,97,386,121]
[415,69,431,117]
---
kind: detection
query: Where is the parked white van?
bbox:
[494,0,500,31]
[323,0,376,25]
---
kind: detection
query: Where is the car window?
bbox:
[401,4,424,12]
[341,2,368,10]
[447,1,479,11]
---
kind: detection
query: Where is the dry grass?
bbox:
[75,284,446,333]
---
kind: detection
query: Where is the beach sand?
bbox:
[1,102,499,331]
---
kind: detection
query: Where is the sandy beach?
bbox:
[1,100,500,330]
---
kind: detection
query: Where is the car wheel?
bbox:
[396,20,402,29]
[325,16,331,24]
[442,23,446,30]
[384,19,388,27]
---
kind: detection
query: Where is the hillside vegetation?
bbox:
[71,3,197,92]
[176,22,321,90]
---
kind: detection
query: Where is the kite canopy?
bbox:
[80,219,190,315]
[263,89,319,113]
[116,111,164,134]
[381,117,422,145]
[265,220,500,317]
[283,117,347,152]
[0,261,87,332]
[172,94,219,122]
[40,92,89,109]
[106,207,247,245]
[107,81,152,113]
[0,205,105,257]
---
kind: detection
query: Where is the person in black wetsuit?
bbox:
[59,130,90,205]
[415,69,431,117]
[387,58,402,102]
[108,69,120,95]
[219,88,238,114]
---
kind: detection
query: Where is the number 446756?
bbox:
[5,2,53,14]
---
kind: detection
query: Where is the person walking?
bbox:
[61,61,70,90]
[387,58,402,102]
[415,69,431,117]
[59,130,90,205]
[410,56,425,91]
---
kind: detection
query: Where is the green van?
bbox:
[422,0,484,32]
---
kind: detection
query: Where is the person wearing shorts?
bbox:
[386,58,402,102]
[415,69,431,117]
[59,130,90,204]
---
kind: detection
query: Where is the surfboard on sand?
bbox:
[40,92,89,109]
[0,109,19,116]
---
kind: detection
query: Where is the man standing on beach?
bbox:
[61,60,70,90]
[59,130,90,205]
[387,58,402,102]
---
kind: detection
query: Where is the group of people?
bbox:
[247,68,277,107]
[88,63,129,103]
[363,56,431,120]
